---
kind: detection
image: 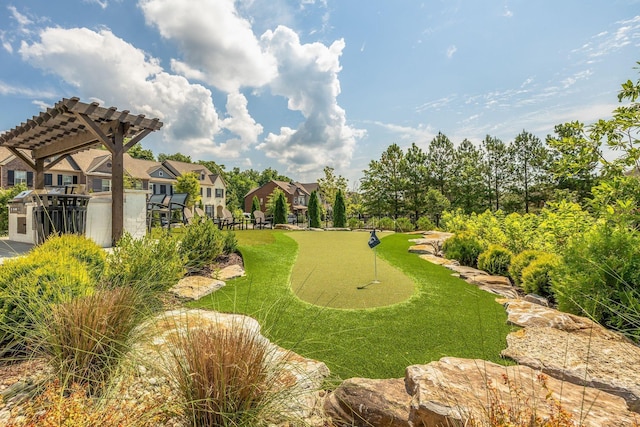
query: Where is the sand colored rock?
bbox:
[405,357,639,426]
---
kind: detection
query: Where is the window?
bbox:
[62,175,74,186]
[158,170,164,177]
[215,188,224,198]
[101,179,111,192]
[206,188,212,198]
[8,170,33,187]
[200,187,203,196]
[14,171,27,185]
[159,184,167,194]
[44,173,52,186]
[201,172,205,180]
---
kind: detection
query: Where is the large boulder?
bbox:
[465,275,518,299]
[217,264,246,281]
[405,357,638,426]
[136,309,331,425]
[324,378,411,427]
[502,326,640,413]
[169,275,225,300]
[444,264,488,278]
[408,245,436,255]
[501,299,621,339]
[418,254,459,266]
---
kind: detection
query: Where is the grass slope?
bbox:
[288,231,414,309]
[189,231,513,380]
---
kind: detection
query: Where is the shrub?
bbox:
[347,217,364,229]
[521,253,559,300]
[0,252,95,356]
[395,217,414,232]
[509,250,544,287]
[477,245,513,277]
[167,324,274,426]
[105,232,183,293]
[0,184,26,235]
[378,217,395,230]
[416,216,435,231]
[11,378,169,426]
[442,232,485,268]
[552,225,640,338]
[223,230,238,255]
[37,287,147,394]
[32,234,106,281]
[179,217,224,272]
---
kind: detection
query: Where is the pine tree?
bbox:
[333,189,346,227]
[308,190,321,228]
[274,192,288,224]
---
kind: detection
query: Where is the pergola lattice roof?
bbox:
[0,97,163,245]
[0,97,162,159]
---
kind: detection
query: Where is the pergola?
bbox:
[0,97,163,244]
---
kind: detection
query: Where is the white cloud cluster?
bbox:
[139,0,277,92]
[11,0,362,177]
[573,15,640,62]
[257,26,365,174]
[19,27,220,155]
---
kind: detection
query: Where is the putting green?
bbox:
[287,231,415,309]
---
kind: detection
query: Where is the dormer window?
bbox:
[200,172,205,180]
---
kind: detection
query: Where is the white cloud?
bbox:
[19,27,221,155]
[215,91,264,158]
[82,0,109,9]
[0,80,56,98]
[8,6,33,30]
[368,121,436,145]
[446,45,457,59]
[561,68,593,89]
[572,15,640,61]
[139,0,278,92]
[257,25,365,177]
[0,31,13,53]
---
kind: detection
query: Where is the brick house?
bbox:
[244,180,314,216]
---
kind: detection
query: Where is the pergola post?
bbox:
[34,158,45,189]
[111,123,126,245]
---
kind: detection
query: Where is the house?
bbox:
[244,180,312,216]
[0,147,227,218]
[162,160,227,218]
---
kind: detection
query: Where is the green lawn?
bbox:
[188,230,513,380]
[287,231,414,309]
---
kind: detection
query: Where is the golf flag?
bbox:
[368,230,381,249]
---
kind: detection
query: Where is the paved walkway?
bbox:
[0,237,34,261]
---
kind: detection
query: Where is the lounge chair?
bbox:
[253,210,271,229]
[147,193,169,231]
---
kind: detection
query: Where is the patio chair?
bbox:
[253,210,271,229]
[147,193,169,231]
[183,207,194,225]
[167,193,190,228]
[220,208,240,230]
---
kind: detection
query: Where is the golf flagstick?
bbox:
[358,229,381,289]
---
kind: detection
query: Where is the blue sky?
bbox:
[0,1,639,185]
